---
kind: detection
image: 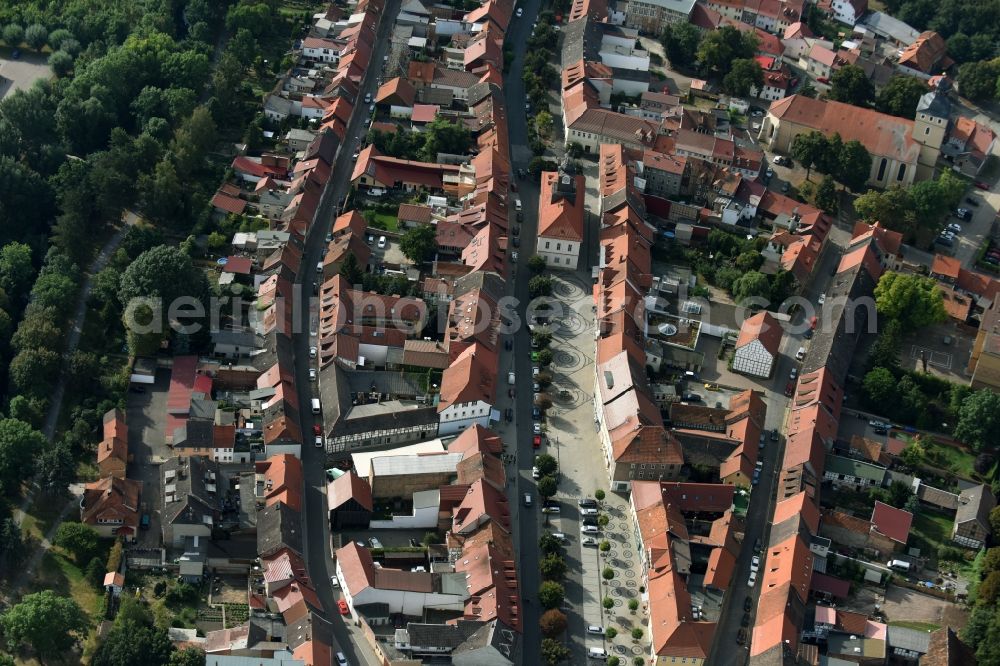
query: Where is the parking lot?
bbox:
[880,584,969,628]
[0,52,50,99]
[126,368,171,547]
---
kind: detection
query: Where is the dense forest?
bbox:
[0,3,318,656]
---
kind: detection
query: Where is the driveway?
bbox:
[126,368,170,547]
[881,584,969,628]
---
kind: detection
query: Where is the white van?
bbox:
[514,197,522,211]
[316,261,323,273]
[588,647,607,660]
[311,398,321,415]
[888,559,911,572]
[795,346,806,361]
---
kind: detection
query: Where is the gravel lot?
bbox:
[0,52,50,99]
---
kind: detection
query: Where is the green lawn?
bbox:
[897,432,979,482]
[370,212,398,231]
[911,510,955,566]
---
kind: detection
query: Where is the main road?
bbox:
[289,0,402,662]
[500,0,545,662]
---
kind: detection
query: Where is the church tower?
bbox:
[913,89,949,180]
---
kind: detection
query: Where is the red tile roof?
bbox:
[256,454,304,512]
[211,191,247,215]
[327,470,373,512]
[870,501,912,545]
[735,311,783,355]
[537,171,585,242]
[931,254,962,279]
[222,256,252,275]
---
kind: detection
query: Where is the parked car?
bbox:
[336,652,348,666]
[744,595,753,611]
[582,537,598,547]
[532,407,541,420]
[309,368,317,381]
[817,292,825,305]
[581,524,600,534]
[683,393,702,402]
[509,387,515,398]
[975,181,990,190]
[369,537,383,549]
[532,466,540,479]
[770,428,779,441]
[338,599,350,615]
[309,346,317,359]
[737,627,747,645]
[580,507,598,516]
[748,570,757,588]
[741,613,751,627]
[313,424,322,436]
[331,576,340,589]
[533,423,542,434]
[956,208,972,220]
[516,6,523,16]
[947,222,962,233]
[532,434,542,448]
[579,497,597,508]
[789,368,798,380]
[541,504,560,514]
[751,555,761,572]
[966,197,980,206]
[587,625,605,635]
[784,380,796,397]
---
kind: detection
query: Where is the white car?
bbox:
[789,368,798,380]
[331,576,340,588]
[532,466,540,479]
[309,346,317,359]
[581,524,600,534]
[582,537,598,547]
[947,222,962,233]
[336,652,348,666]
[315,436,324,448]
[511,251,518,263]
[748,570,757,588]
[369,537,383,549]
[378,235,387,249]
[541,505,560,514]
[817,292,826,305]
[533,422,542,435]
[750,556,760,573]
[516,6,523,16]
[309,368,317,381]
[587,625,605,635]
[580,507,598,516]
[532,366,540,377]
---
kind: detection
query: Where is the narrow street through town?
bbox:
[289,0,403,662]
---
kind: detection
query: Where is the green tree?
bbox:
[594,489,605,501]
[54,522,100,563]
[853,186,914,233]
[119,245,211,348]
[539,609,567,637]
[539,532,563,556]
[529,275,553,297]
[541,638,570,665]
[813,175,839,213]
[876,75,931,117]
[628,598,640,612]
[538,581,565,608]
[0,418,46,494]
[171,106,217,176]
[631,627,644,641]
[603,596,614,611]
[600,540,611,552]
[139,158,187,227]
[36,443,76,495]
[92,619,174,666]
[955,391,1000,452]
[537,476,558,498]
[608,657,621,666]
[597,514,610,528]
[535,110,554,140]
[989,506,1000,537]
[9,347,61,397]
[731,270,770,304]
[661,22,702,66]
[2,24,23,46]
[226,1,273,38]
[47,28,74,51]
[799,81,817,98]
[399,224,437,264]
[603,566,615,581]
[836,140,872,192]
[722,58,764,97]
[790,130,826,180]
[863,367,897,407]
[827,64,875,107]
[48,50,74,77]
[606,627,618,639]
[23,24,47,50]
[535,454,558,476]
[226,28,258,65]
[874,272,947,330]
[541,553,568,580]
[0,590,89,660]
[958,59,1000,102]
[697,25,757,77]
[420,119,472,161]
[0,241,34,305]
[528,254,547,273]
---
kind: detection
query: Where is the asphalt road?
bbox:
[500,2,545,662]
[289,1,402,663]
[707,236,846,665]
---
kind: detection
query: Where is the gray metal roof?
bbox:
[917,90,950,119]
[886,625,931,654]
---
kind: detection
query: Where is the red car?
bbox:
[975,181,990,190]
[784,381,795,397]
[338,599,350,615]
[532,434,542,449]
[313,424,322,435]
